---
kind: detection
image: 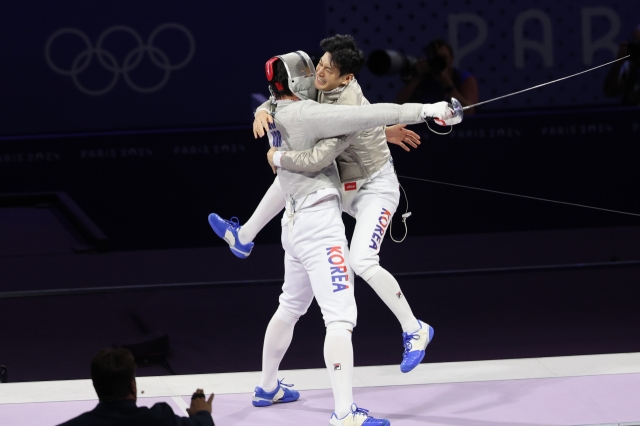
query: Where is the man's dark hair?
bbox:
[268,59,294,99]
[91,348,136,402]
[319,34,365,76]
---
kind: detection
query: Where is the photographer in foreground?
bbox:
[58,348,214,426]
[395,38,478,114]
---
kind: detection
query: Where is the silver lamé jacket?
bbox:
[267,100,423,201]
[262,79,393,182]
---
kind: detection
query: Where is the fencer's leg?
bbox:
[238,177,285,245]
[349,179,418,333]
[299,200,389,425]
[350,174,433,373]
[324,321,354,418]
[253,232,312,407]
[362,267,418,333]
[257,306,299,392]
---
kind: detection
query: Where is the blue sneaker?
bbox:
[252,379,300,407]
[400,320,434,373]
[329,404,390,426]
[208,213,254,259]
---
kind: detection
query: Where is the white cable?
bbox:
[389,182,412,243]
[424,120,452,135]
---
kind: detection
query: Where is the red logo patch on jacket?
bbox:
[344,182,357,191]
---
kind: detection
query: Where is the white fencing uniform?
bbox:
[279,194,356,328]
[344,160,399,280]
[267,99,423,323]
[268,83,426,333]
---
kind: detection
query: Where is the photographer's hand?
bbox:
[186,389,214,416]
[415,58,429,77]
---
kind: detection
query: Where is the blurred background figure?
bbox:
[603,24,640,106]
[367,38,478,114]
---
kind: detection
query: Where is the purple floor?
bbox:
[3,373,640,426]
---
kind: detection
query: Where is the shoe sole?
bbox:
[252,396,299,407]
[230,245,251,259]
[329,416,390,426]
[252,397,273,407]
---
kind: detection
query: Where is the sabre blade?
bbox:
[462,55,631,111]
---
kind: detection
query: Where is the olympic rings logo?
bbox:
[45,23,195,95]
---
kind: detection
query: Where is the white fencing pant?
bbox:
[344,165,419,332]
[278,196,357,329]
[345,166,400,280]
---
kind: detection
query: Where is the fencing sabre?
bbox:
[413,54,640,218]
[425,55,632,133]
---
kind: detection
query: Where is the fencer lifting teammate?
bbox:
[208,44,457,425]
[212,34,437,374]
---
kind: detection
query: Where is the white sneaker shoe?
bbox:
[329,404,390,426]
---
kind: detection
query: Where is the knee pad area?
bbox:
[349,247,381,278]
[326,321,354,332]
[274,305,301,325]
[357,264,381,282]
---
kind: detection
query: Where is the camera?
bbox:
[367,39,450,78]
[427,55,447,74]
[367,50,418,76]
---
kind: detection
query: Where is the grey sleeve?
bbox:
[255,100,271,114]
[280,136,350,173]
[301,102,424,140]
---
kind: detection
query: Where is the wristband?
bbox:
[273,151,283,167]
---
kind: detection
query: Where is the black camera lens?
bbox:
[0,365,7,383]
[428,56,447,74]
[367,50,417,76]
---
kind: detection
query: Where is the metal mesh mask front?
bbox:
[277,51,317,101]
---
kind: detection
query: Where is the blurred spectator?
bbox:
[58,348,214,426]
[396,38,479,114]
[604,25,640,106]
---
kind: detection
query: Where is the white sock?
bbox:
[324,327,354,418]
[364,267,419,333]
[258,310,297,392]
[238,178,285,245]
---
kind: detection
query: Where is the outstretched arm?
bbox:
[302,102,444,141]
